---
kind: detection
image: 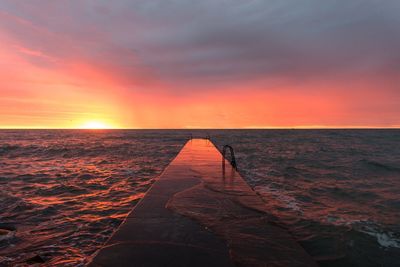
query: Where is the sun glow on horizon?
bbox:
[79,121,114,129]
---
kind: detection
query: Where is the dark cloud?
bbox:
[1,0,400,89]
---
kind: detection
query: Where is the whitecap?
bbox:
[359,225,400,248]
[255,185,302,212]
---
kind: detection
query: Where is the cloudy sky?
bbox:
[1,0,399,128]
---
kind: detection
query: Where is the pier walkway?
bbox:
[88,139,316,267]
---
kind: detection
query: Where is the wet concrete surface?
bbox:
[88,139,317,267]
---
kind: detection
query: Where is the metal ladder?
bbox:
[222,144,237,170]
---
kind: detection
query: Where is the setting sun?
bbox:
[79,121,113,129]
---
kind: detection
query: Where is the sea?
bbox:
[0,129,399,266]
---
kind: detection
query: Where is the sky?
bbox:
[0,0,399,129]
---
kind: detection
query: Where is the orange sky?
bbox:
[1,1,399,129]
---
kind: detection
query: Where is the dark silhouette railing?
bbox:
[222,145,237,170]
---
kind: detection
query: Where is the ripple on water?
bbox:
[0,130,186,266]
[1,129,400,266]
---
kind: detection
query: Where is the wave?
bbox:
[360,159,400,173]
[1,129,400,266]
[357,223,400,249]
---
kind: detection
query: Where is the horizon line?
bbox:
[0,127,399,130]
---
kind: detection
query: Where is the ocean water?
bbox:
[211,130,400,267]
[0,130,399,266]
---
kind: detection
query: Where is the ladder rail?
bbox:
[222,145,237,170]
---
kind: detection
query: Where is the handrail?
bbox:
[222,145,237,170]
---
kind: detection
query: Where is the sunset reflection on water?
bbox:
[1,129,400,266]
[0,130,186,266]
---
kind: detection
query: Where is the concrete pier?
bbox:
[88,139,317,267]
